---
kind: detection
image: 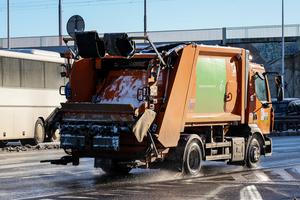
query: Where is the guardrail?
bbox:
[274,115,300,132]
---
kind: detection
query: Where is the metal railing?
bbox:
[1,24,300,49]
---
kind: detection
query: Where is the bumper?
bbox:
[60,124,121,151]
[264,137,272,156]
[59,103,135,152]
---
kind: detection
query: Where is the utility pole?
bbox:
[144,0,147,37]
[58,0,62,46]
[7,0,10,49]
[281,0,285,99]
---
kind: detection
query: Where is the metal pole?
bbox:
[222,27,227,46]
[7,0,10,49]
[144,0,147,37]
[58,0,62,46]
[281,0,285,98]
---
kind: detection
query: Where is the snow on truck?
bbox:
[44,24,283,175]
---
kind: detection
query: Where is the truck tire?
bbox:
[21,118,45,146]
[183,140,202,176]
[0,141,8,147]
[50,129,60,142]
[101,160,132,175]
[246,136,261,168]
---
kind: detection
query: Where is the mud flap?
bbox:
[133,109,156,142]
[264,137,272,156]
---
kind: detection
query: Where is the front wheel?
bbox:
[183,140,202,176]
[246,136,261,168]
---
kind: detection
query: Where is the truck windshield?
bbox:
[254,74,268,102]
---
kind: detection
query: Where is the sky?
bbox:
[0,0,300,38]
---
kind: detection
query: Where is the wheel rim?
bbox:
[250,143,260,163]
[35,123,44,143]
[52,129,60,142]
[187,144,201,174]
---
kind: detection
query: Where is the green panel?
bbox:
[196,57,226,113]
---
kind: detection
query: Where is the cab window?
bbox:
[254,73,268,102]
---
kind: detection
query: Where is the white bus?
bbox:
[0,49,66,146]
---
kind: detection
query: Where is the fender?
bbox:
[247,124,272,156]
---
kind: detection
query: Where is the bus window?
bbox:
[21,60,45,88]
[45,62,64,89]
[3,57,21,87]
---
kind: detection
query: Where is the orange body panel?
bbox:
[247,63,272,134]
[155,46,272,147]
[157,45,196,147]
[70,59,96,102]
[156,45,249,147]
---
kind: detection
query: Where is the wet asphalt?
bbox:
[0,136,300,200]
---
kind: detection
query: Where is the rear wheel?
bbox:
[183,140,202,176]
[0,141,8,148]
[246,136,261,168]
[50,129,60,142]
[101,159,132,175]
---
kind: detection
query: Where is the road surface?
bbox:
[0,136,300,200]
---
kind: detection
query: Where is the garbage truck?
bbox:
[44,30,281,176]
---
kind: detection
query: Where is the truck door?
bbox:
[252,72,272,133]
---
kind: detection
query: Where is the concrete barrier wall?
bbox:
[1,24,300,48]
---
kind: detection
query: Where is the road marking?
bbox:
[255,171,272,182]
[232,173,248,182]
[265,186,290,198]
[240,185,263,200]
[273,169,296,181]
[0,161,49,170]
[0,149,64,158]
[0,165,94,179]
[21,174,54,179]
[57,195,97,199]
[205,185,228,199]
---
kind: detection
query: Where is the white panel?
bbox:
[0,107,56,140]
[0,57,2,86]
[0,108,14,139]
[0,87,65,107]
[0,87,66,140]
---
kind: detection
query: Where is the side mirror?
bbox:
[275,75,284,101]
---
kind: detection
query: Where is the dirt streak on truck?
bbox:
[44,30,279,176]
